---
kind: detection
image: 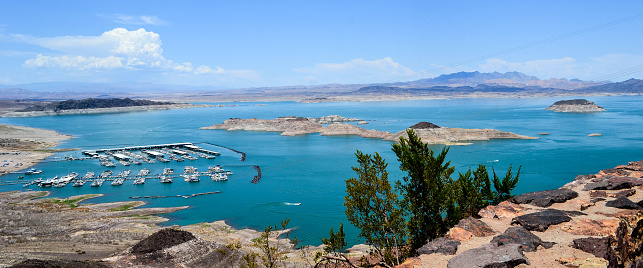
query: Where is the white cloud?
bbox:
[293,57,416,84]
[13,28,257,83]
[97,14,166,26]
[194,65,225,74]
[476,55,643,81]
[24,54,123,70]
[478,57,579,79]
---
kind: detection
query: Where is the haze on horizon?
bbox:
[1,1,642,89]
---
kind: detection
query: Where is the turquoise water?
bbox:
[1,96,642,246]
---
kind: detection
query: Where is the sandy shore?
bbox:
[0,124,72,176]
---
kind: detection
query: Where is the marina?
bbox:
[14,166,235,189]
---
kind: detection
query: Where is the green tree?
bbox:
[315,223,355,268]
[451,164,494,220]
[344,151,407,266]
[492,164,521,204]
[252,219,295,268]
[392,129,455,253]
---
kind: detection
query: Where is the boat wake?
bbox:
[283,202,301,206]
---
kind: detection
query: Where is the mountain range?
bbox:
[1,71,641,101]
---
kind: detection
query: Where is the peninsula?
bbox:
[0,124,71,175]
[1,98,212,117]
[545,99,606,113]
[201,117,537,145]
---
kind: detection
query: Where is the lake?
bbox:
[1,95,642,246]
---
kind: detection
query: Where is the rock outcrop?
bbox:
[406,159,643,268]
[545,99,606,112]
[447,244,528,268]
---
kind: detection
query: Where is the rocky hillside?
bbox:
[545,99,606,112]
[401,160,643,267]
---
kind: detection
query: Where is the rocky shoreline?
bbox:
[201,116,537,145]
[1,103,212,118]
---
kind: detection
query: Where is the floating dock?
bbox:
[83,143,221,157]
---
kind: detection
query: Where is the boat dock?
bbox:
[83,143,221,157]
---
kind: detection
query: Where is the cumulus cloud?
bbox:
[14,28,256,80]
[294,57,416,84]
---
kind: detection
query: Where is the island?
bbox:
[201,116,537,145]
[1,98,212,117]
[545,99,606,112]
[384,122,538,145]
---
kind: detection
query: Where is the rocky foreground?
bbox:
[201,116,536,145]
[545,99,606,113]
[401,159,643,267]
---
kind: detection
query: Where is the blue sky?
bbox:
[1,1,642,88]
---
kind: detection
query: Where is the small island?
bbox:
[2,98,211,117]
[201,117,537,145]
[545,99,606,113]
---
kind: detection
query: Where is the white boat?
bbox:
[83,172,95,179]
[160,176,173,183]
[99,170,113,178]
[211,173,228,181]
[162,168,174,175]
[183,174,199,182]
[90,179,105,187]
[73,180,86,187]
[133,177,145,184]
[138,168,150,176]
[24,168,43,175]
[111,178,124,186]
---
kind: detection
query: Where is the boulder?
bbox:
[511,209,585,232]
[583,180,632,191]
[611,189,636,198]
[417,237,461,255]
[560,218,620,236]
[512,188,578,207]
[572,237,618,267]
[478,201,525,219]
[131,228,196,254]
[605,197,642,210]
[455,217,496,237]
[491,226,554,252]
[447,243,528,268]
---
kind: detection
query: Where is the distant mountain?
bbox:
[0,71,639,102]
[579,78,643,94]
[426,71,539,83]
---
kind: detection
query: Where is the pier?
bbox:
[83,143,221,157]
[201,142,246,161]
